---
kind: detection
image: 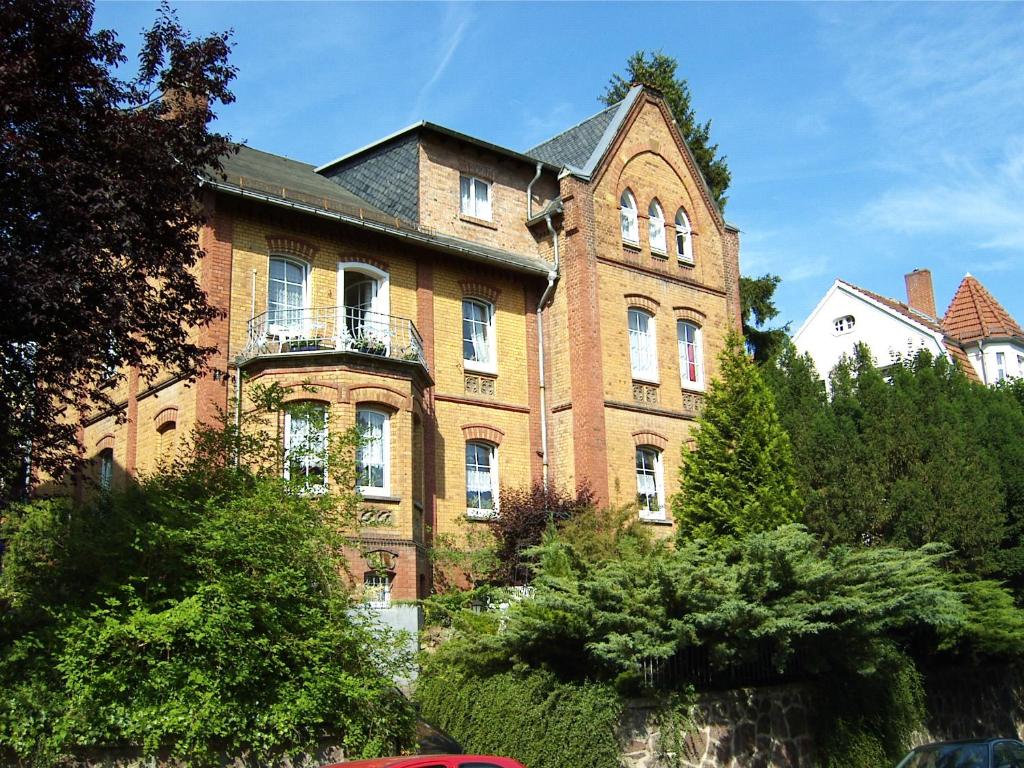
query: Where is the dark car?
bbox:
[324,756,527,768]
[896,738,1024,768]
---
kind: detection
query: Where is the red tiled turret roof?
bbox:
[942,274,1024,344]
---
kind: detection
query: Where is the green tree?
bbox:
[740,273,791,363]
[602,50,731,209]
[0,0,236,500]
[674,335,803,541]
[0,397,415,766]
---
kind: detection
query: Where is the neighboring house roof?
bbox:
[524,86,643,178]
[942,273,1024,344]
[203,145,552,277]
[833,280,980,382]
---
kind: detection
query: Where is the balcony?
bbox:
[238,306,428,371]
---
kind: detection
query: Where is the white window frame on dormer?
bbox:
[648,199,666,254]
[675,208,693,264]
[356,407,390,497]
[462,297,497,374]
[677,320,704,390]
[460,174,492,220]
[628,308,658,382]
[636,446,665,520]
[620,190,639,245]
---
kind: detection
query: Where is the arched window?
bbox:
[465,440,498,519]
[675,208,693,264]
[648,199,666,253]
[635,446,664,519]
[620,190,639,244]
[157,422,177,464]
[356,407,390,496]
[338,263,390,353]
[268,256,308,334]
[628,308,658,381]
[462,298,496,373]
[677,321,703,389]
[97,448,114,491]
[284,402,328,492]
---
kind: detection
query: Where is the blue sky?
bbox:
[95,1,1024,332]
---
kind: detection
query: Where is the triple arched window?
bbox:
[619,192,696,264]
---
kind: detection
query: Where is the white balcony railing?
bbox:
[238,306,428,371]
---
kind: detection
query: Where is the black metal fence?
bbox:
[638,642,800,691]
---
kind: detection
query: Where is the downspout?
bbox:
[978,339,989,385]
[234,366,242,468]
[526,161,543,221]
[537,212,560,489]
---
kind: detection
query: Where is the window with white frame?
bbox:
[462,298,496,373]
[284,402,327,491]
[675,208,693,263]
[363,572,391,609]
[833,315,856,334]
[636,447,664,519]
[620,190,639,244]
[996,351,1007,381]
[648,199,666,253]
[465,441,498,519]
[628,308,658,381]
[268,256,308,334]
[460,174,492,220]
[677,321,703,389]
[98,448,113,491]
[356,407,389,496]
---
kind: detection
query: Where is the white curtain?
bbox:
[460,176,473,214]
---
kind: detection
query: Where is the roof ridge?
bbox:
[525,100,622,154]
[967,277,992,338]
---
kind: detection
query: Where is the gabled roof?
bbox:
[202,145,552,277]
[942,274,1024,343]
[524,86,643,177]
[314,122,559,176]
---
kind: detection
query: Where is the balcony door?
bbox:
[337,263,389,354]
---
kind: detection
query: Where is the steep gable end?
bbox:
[943,274,1024,343]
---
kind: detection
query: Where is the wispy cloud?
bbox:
[409,4,471,121]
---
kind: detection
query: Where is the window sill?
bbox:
[464,362,498,376]
[678,258,695,268]
[681,384,705,394]
[622,240,641,252]
[466,510,497,521]
[359,493,401,504]
[639,515,672,526]
[652,250,668,260]
[632,375,660,386]
[460,214,497,230]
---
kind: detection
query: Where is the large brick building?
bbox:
[80,85,742,602]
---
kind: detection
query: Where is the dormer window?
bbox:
[834,315,856,334]
[648,199,666,254]
[620,190,639,244]
[460,175,491,220]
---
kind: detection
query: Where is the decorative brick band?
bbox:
[632,430,668,451]
[340,255,389,273]
[625,293,660,315]
[459,280,501,304]
[349,384,408,412]
[461,423,504,446]
[266,235,318,260]
[280,382,340,405]
[153,406,179,432]
[673,306,707,325]
[96,433,115,451]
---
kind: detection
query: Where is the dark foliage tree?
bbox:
[602,50,731,209]
[0,0,236,500]
[740,273,791,363]
[489,482,593,585]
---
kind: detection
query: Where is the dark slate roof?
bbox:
[203,146,552,277]
[525,103,620,169]
[320,131,420,223]
[211,145,388,217]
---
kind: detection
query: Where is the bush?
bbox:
[415,667,621,768]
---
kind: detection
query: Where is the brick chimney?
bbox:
[905,268,937,318]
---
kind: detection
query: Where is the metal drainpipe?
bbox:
[234,366,242,468]
[537,212,560,489]
[526,161,542,220]
[978,339,989,385]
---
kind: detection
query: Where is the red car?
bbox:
[325,756,526,768]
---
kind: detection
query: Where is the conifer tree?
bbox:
[674,334,802,541]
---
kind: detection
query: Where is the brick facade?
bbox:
[77,87,741,601]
